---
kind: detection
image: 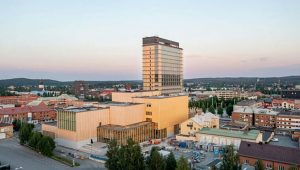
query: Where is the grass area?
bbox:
[51,155,80,167]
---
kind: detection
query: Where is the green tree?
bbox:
[220,145,240,170]
[37,136,55,156]
[105,139,120,170]
[165,152,177,170]
[208,106,215,114]
[176,156,189,170]
[202,105,207,113]
[226,103,234,116]
[122,138,145,170]
[19,123,33,145]
[217,107,223,116]
[12,119,22,131]
[255,159,264,170]
[28,131,43,149]
[106,138,144,170]
[147,147,165,170]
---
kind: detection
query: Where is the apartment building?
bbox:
[276,110,300,130]
[232,107,278,128]
[0,94,38,106]
[239,141,300,170]
[0,104,56,124]
[142,36,183,95]
[72,81,89,100]
[272,99,295,109]
[215,90,248,100]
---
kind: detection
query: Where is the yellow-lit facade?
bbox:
[132,95,188,138]
[143,36,183,95]
[180,113,219,136]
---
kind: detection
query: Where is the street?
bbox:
[0,138,106,170]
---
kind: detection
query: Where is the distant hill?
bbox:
[0,78,142,87]
[0,78,67,87]
[0,76,299,87]
[185,76,300,87]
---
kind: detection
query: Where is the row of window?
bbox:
[243,160,285,170]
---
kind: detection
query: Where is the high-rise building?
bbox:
[142,36,183,95]
[72,81,89,100]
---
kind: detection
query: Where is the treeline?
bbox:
[106,139,190,170]
[16,120,55,156]
[188,97,242,116]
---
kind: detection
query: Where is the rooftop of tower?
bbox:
[143,36,182,49]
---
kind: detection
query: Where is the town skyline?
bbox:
[1,0,300,81]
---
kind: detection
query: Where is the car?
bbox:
[271,138,279,142]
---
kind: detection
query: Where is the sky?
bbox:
[0,0,300,81]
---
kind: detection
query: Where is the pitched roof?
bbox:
[238,141,300,165]
[0,105,53,115]
[191,112,219,125]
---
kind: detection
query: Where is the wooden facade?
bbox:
[97,121,154,145]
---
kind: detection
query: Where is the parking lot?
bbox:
[0,138,105,170]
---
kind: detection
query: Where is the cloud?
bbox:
[259,57,268,62]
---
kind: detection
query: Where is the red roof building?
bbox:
[0,94,38,106]
[0,105,56,123]
[238,141,300,169]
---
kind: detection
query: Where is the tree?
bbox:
[19,123,33,145]
[255,159,264,170]
[12,119,21,131]
[208,106,215,114]
[105,140,120,170]
[28,131,43,149]
[176,156,189,170]
[226,103,234,116]
[37,136,55,156]
[122,138,145,170]
[217,107,223,116]
[165,152,177,170]
[202,105,207,113]
[147,147,165,170]
[106,138,144,170]
[220,145,240,170]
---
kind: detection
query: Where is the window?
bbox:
[146,111,152,115]
[146,118,152,122]
[278,165,284,170]
[147,104,152,107]
[266,163,272,169]
[243,160,249,164]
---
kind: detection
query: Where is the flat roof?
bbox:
[199,128,260,140]
[60,106,101,113]
[43,121,57,127]
[143,36,181,49]
[135,95,187,99]
[99,102,143,107]
[0,123,12,127]
[279,110,300,116]
[98,121,152,131]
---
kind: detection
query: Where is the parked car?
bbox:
[271,138,279,142]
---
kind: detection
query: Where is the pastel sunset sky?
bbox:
[0,0,300,81]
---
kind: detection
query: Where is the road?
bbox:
[0,138,105,170]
